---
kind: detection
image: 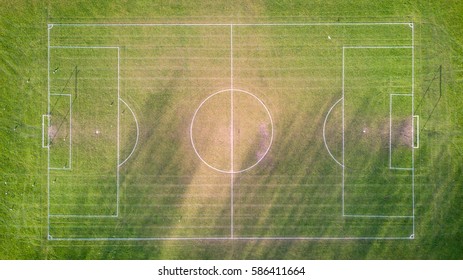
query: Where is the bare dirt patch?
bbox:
[48,125,58,140]
[397,117,413,147]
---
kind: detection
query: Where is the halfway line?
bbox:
[230,24,234,239]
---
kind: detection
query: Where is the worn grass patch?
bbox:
[1,0,462,259]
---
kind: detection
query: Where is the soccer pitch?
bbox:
[45,23,416,240]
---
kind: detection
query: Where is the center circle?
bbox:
[190,89,274,174]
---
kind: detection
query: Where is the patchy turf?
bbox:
[1,0,462,259]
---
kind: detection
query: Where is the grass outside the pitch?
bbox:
[1,0,463,259]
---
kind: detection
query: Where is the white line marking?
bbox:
[343,46,413,49]
[42,115,50,148]
[49,23,415,240]
[190,91,229,173]
[344,215,414,218]
[48,167,71,170]
[50,93,71,96]
[411,23,416,237]
[342,45,415,218]
[48,236,414,241]
[48,94,72,169]
[190,88,274,174]
[234,90,274,173]
[117,47,120,217]
[50,46,119,49]
[389,93,393,168]
[50,22,414,27]
[47,23,51,238]
[391,164,414,170]
[48,46,121,229]
[118,98,140,167]
[390,166,415,171]
[230,24,234,239]
[342,46,345,216]
[69,93,72,169]
[413,115,419,148]
[389,94,414,169]
[389,167,413,171]
[50,214,118,218]
[323,97,344,167]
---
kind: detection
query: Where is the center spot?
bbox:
[190,89,273,174]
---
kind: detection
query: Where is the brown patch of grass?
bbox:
[48,125,57,139]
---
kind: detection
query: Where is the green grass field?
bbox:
[1,0,463,259]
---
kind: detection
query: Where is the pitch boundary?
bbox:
[47,22,415,241]
[49,236,415,241]
[49,22,413,27]
[411,23,415,235]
